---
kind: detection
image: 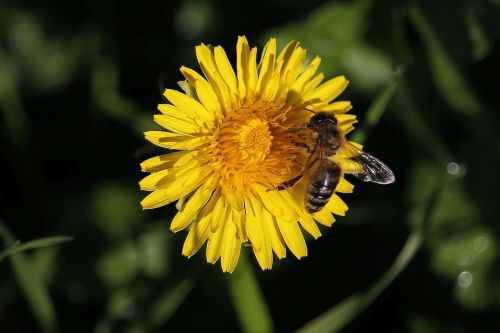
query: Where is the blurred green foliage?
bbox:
[1,0,500,332]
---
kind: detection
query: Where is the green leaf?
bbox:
[227,253,274,333]
[0,223,58,333]
[0,236,73,261]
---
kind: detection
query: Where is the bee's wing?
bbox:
[338,141,395,185]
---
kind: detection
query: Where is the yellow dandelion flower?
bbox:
[139,36,360,272]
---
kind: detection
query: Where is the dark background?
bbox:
[1,0,500,332]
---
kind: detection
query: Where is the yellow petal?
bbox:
[156,164,210,189]
[140,151,190,172]
[206,223,224,264]
[298,213,321,239]
[248,197,273,269]
[276,219,307,259]
[275,41,299,73]
[312,208,335,227]
[220,214,241,273]
[257,38,277,98]
[232,208,247,242]
[140,169,212,209]
[244,194,274,269]
[211,195,228,232]
[144,131,207,150]
[140,188,181,209]
[278,186,322,239]
[154,114,203,135]
[221,184,244,211]
[170,176,218,232]
[280,45,306,86]
[214,46,238,100]
[254,186,296,222]
[139,169,171,191]
[300,73,325,101]
[322,101,353,114]
[310,75,349,104]
[180,66,221,118]
[182,211,212,258]
[157,103,196,122]
[336,177,354,193]
[262,208,286,259]
[244,195,263,251]
[246,47,258,101]
[336,114,357,134]
[334,158,363,174]
[140,151,202,190]
[236,36,257,102]
[289,56,321,97]
[182,191,220,258]
[253,243,273,270]
[163,89,212,122]
[195,44,232,110]
[325,194,349,216]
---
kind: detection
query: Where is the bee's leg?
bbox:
[286,123,309,131]
[277,141,319,191]
[292,141,313,153]
[277,173,304,190]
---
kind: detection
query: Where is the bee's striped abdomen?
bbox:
[305,160,341,213]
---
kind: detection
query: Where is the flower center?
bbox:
[204,102,308,192]
[234,115,272,163]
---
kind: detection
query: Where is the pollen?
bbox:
[203,102,306,192]
[238,117,271,162]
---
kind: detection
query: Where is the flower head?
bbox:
[140,36,359,272]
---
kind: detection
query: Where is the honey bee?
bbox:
[278,111,395,213]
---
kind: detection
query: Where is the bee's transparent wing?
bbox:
[339,141,395,184]
[351,151,395,184]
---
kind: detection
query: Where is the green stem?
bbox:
[227,252,274,333]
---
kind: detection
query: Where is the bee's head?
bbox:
[308,111,337,129]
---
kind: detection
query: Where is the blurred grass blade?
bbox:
[352,66,405,143]
[465,9,492,61]
[91,57,150,135]
[0,223,57,333]
[408,2,482,116]
[0,236,73,261]
[296,232,422,333]
[227,253,274,333]
[147,277,194,330]
[393,84,453,164]
[0,49,30,146]
[296,181,446,333]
